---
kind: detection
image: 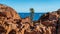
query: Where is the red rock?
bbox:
[0,4,60,34]
[21,17,31,24]
[0,4,21,19]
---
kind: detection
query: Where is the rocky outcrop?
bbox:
[0,4,21,34]
[38,9,60,34]
[0,4,21,19]
[0,4,60,34]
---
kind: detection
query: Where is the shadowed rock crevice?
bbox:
[8,29,16,34]
[0,26,7,34]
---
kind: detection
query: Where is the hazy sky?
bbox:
[0,0,60,13]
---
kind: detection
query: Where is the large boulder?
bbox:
[38,9,60,34]
[0,4,21,34]
[39,12,58,26]
[0,4,21,19]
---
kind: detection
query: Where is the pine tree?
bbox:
[30,8,34,22]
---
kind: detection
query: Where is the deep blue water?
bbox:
[18,13,45,21]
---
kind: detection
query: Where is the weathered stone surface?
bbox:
[0,4,21,34]
[0,4,60,34]
[0,4,21,19]
[38,9,60,34]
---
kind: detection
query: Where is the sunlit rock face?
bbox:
[40,12,58,26]
[0,4,21,34]
[0,4,21,19]
[0,4,60,34]
[38,9,60,34]
[21,17,31,23]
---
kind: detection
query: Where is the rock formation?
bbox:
[0,4,21,19]
[0,4,21,34]
[38,10,60,34]
[0,4,60,34]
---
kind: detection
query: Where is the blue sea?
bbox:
[18,13,45,21]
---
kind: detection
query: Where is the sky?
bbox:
[0,0,60,13]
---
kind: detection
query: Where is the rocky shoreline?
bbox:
[0,4,60,34]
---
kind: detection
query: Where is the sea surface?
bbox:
[18,13,45,21]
